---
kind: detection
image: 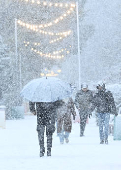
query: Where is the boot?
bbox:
[40,147,45,157]
[100,140,104,144]
[65,138,69,143]
[80,134,84,137]
[47,148,51,156]
[105,139,108,144]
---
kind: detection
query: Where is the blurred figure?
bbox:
[29,101,36,115]
[29,102,56,157]
[0,88,2,103]
[91,83,118,144]
[57,98,76,144]
[75,84,93,137]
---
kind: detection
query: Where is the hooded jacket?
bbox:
[91,89,117,115]
[29,102,57,126]
[75,89,93,112]
[57,99,76,133]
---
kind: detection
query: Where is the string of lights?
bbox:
[49,31,71,43]
[17,6,75,29]
[17,20,72,37]
[16,1,75,63]
[24,40,71,55]
[20,0,76,9]
[24,41,41,46]
[31,48,64,59]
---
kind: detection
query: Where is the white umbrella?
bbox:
[20,77,72,102]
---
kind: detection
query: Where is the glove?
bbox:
[115,113,118,117]
[89,114,92,118]
[33,111,36,115]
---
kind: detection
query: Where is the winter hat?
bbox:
[97,81,105,89]
[81,83,88,89]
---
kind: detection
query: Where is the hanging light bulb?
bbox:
[37,1,40,4]
[32,0,35,3]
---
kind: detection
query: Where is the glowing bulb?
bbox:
[41,73,44,76]
[43,2,47,6]
[37,1,40,4]
[44,24,47,27]
[70,8,74,11]
[39,25,43,28]
[67,11,71,14]
[17,20,20,23]
[55,3,58,6]
[60,16,63,20]
[71,4,76,7]
[60,3,63,7]
[65,4,68,7]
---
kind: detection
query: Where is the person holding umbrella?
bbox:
[29,101,57,157]
[21,77,72,157]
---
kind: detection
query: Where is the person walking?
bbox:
[75,84,93,137]
[91,83,118,144]
[57,98,76,144]
[29,102,56,157]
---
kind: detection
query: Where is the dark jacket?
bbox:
[57,98,76,133]
[75,89,93,112]
[29,102,57,133]
[91,89,117,115]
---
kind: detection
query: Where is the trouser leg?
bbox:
[58,130,64,143]
[47,134,52,148]
[46,125,53,156]
[46,125,53,149]
[37,125,45,147]
[80,114,88,136]
[104,113,110,141]
[98,113,104,141]
[64,131,70,139]
[64,131,70,143]
[37,125,45,156]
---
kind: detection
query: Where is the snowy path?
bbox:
[0,116,121,170]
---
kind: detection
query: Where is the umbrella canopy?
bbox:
[20,77,72,102]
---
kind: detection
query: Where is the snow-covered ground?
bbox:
[0,116,121,170]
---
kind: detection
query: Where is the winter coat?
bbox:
[29,102,57,132]
[91,89,117,115]
[74,90,93,113]
[67,98,76,117]
[57,99,76,133]
[0,88,2,100]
